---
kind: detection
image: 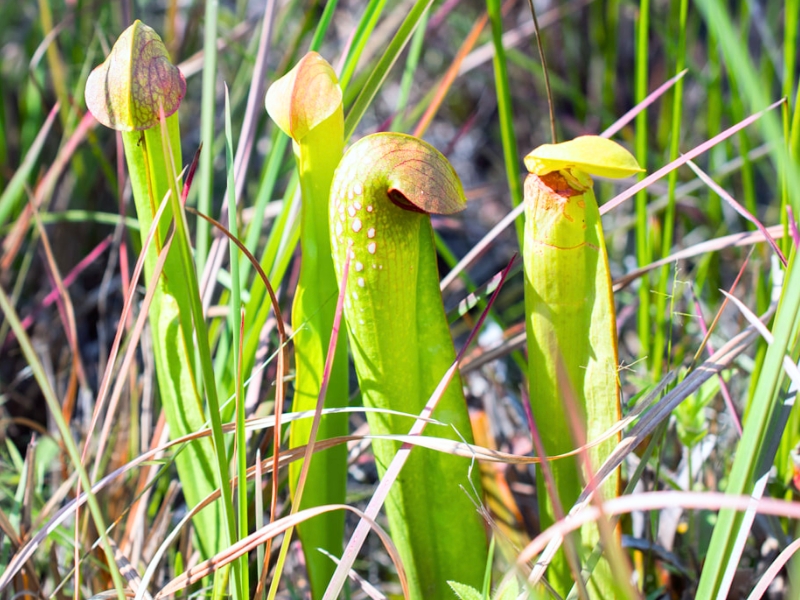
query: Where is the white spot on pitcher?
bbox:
[352,218,362,233]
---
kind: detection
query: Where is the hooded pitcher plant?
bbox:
[523,135,642,597]
[85,21,238,567]
[265,52,348,597]
[329,132,488,599]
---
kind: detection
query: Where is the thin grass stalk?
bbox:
[338,0,387,90]
[224,86,249,599]
[157,111,243,600]
[777,2,800,507]
[783,1,798,105]
[635,0,651,366]
[254,449,264,583]
[0,103,60,228]
[779,114,800,482]
[343,0,435,140]
[35,0,69,127]
[487,0,524,244]
[194,0,220,276]
[267,176,301,282]
[696,250,800,597]
[239,133,291,384]
[0,241,36,350]
[197,5,278,339]
[777,102,800,498]
[696,30,724,301]
[782,103,791,259]
[730,3,759,225]
[0,75,7,174]
[242,131,289,259]
[600,0,620,124]
[391,6,429,131]
[184,203,289,599]
[652,0,687,380]
[308,0,339,50]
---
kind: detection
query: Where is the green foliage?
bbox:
[674,369,719,448]
[449,581,485,600]
[449,575,520,600]
[1,2,799,599]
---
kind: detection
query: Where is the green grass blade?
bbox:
[0,103,59,227]
[309,0,339,51]
[18,210,140,230]
[156,113,243,599]
[390,6,429,130]
[0,284,128,600]
[338,0,387,91]
[487,0,523,244]
[224,85,249,600]
[343,0,434,140]
[652,0,688,379]
[695,0,800,594]
[696,255,800,597]
[635,0,651,369]
[194,0,220,276]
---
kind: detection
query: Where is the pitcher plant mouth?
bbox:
[85,20,185,132]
